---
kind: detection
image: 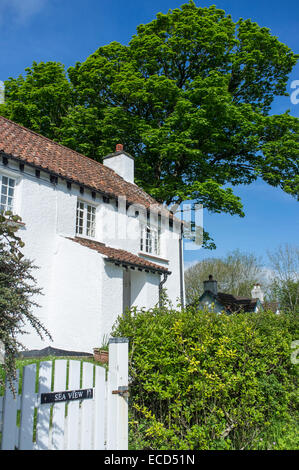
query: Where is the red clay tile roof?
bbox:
[0,116,169,212]
[68,237,171,274]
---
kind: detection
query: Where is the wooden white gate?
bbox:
[0,338,128,450]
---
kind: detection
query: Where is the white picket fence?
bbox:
[0,338,128,450]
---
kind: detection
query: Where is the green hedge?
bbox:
[112,305,299,450]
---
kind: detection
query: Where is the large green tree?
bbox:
[0,61,73,141]
[1,2,298,244]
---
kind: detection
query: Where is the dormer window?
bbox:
[140,225,161,256]
[0,175,15,214]
[76,200,96,237]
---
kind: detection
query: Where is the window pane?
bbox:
[146,236,152,253]
[76,201,84,235]
[0,176,15,213]
[76,201,96,237]
[154,229,161,255]
[140,225,160,255]
[86,204,96,237]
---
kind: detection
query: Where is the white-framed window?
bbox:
[0,174,15,214]
[76,200,96,237]
[140,225,161,256]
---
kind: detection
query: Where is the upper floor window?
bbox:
[76,201,96,237]
[0,175,15,214]
[140,225,161,256]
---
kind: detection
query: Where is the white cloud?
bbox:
[0,0,47,25]
[184,259,200,271]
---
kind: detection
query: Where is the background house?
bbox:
[193,275,263,314]
[0,116,185,353]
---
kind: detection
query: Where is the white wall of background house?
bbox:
[0,147,184,353]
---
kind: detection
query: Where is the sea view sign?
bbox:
[41,387,94,404]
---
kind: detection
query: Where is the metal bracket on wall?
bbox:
[112,386,129,397]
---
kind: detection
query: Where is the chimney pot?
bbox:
[103,144,134,183]
[203,274,217,296]
[251,284,264,303]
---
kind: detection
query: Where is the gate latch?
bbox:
[112,385,129,397]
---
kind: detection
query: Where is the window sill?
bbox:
[138,252,169,263]
[75,233,97,242]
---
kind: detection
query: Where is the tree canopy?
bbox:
[1,1,298,247]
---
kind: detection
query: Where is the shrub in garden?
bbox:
[112,303,298,450]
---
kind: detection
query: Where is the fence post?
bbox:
[106,337,129,450]
[1,371,19,450]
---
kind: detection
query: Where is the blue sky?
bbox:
[0,0,298,268]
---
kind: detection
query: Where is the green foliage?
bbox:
[0,2,298,249]
[266,244,299,314]
[270,279,299,315]
[0,61,73,141]
[0,213,51,392]
[112,303,298,450]
[65,2,299,206]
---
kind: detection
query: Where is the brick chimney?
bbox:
[203,274,218,296]
[103,144,134,184]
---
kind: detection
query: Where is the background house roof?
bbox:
[216,292,258,313]
[194,290,259,313]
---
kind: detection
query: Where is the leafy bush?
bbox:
[112,304,298,450]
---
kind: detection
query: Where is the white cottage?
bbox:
[0,117,185,353]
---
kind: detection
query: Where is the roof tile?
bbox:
[0,116,163,211]
[68,237,171,274]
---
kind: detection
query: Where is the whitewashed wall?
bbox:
[0,159,184,353]
[101,262,123,346]
[46,237,103,352]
